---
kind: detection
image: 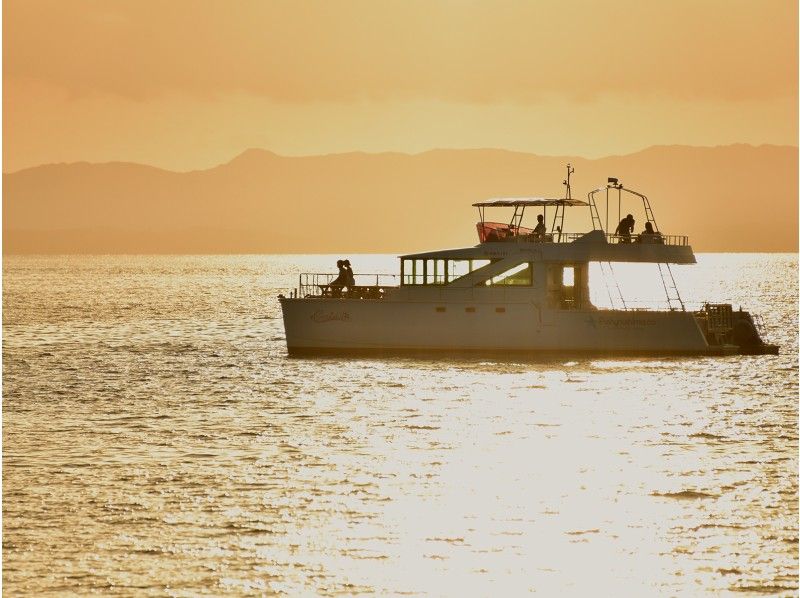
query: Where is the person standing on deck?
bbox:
[615,214,635,243]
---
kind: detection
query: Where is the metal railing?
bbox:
[298,272,399,299]
[606,233,689,246]
[490,231,689,246]
[591,299,688,312]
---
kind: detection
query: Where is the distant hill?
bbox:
[3,144,797,253]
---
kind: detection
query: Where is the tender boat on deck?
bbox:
[278,166,778,356]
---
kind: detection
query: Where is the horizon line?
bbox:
[4,142,797,176]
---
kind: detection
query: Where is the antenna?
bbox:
[563,163,575,199]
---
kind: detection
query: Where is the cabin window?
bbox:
[450,260,470,280]
[448,259,492,284]
[403,258,494,285]
[485,263,533,286]
[423,259,446,284]
[402,258,424,285]
[563,266,575,286]
[562,265,575,308]
[547,263,584,310]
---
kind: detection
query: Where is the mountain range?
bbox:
[3,144,797,253]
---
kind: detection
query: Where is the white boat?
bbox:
[278,166,778,356]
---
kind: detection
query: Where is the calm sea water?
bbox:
[3,254,798,596]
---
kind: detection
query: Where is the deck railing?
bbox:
[481,230,689,247]
[298,272,399,299]
[605,233,689,246]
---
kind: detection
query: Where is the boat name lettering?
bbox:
[311,310,350,323]
[596,317,657,328]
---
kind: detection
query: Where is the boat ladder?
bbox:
[599,261,627,310]
[589,202,604,233]
[643,199,659,232]
[657,262,685,311]
[510,205,526,233]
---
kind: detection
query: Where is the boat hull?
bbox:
[278,297,713,356]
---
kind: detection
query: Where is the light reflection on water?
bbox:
[3,254,798,596]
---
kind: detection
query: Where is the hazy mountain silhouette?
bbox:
[3,144,797,253]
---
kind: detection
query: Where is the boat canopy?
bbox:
[473,197,589,207]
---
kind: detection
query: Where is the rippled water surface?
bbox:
[3,254,798,596]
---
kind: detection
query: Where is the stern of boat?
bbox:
[694,303,779,355]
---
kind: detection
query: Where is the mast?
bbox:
[563,163,574,200]
[554,163,575,240]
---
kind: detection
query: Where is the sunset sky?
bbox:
[3,0,798,173]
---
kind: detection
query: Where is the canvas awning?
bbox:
[472,198,589,207]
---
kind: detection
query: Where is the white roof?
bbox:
[473,197,589,207]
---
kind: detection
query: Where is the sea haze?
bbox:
[3,253,798,595]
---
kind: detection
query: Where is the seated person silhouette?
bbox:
[329,259,347,296]
[638,221,664,244]
[343,259,356,290]
[533,214,547,241]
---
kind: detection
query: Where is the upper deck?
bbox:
[401,229,696,264]
[446,170,695,264]
[474,218,687,249]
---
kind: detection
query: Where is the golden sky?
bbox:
[3,0,798,172]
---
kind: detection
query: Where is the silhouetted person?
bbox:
[329,259,347,296]
[615,214,635,243]
[639,221,664,244]
[533,214,547,240]
[343,259,355,287]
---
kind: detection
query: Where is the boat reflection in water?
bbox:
[279,166,778,357]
